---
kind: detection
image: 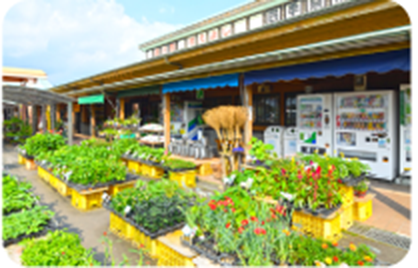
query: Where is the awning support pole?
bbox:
[90,104,96,137]
[163,93,171,150]
[67,102,73,145]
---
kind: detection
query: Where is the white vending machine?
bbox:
[334,91,398,181]
[400,85,411,176]
[296,94,334,156]
[264,126,285,158]
[283,127,297,158]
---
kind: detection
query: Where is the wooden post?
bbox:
[41,105,47,133]
[90,104,96,137]
[163,93,171,150]
[119,98,125,120]
[244,85,253,150]
[50,105,55,131]
[67,102,73,145]
[56,104,61,121]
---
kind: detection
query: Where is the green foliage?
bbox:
[3,117,32,144]
[2,174,39,215]
[111,138,138,157]
[162,158,196,170]
[126,143,170,163]
[248,137,277,165]
[20,230,99,266]
[2,206,54,240]
[110,180,195,233]
[21,133,66,157]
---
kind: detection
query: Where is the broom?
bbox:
[234,106,248,147]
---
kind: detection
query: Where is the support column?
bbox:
[31,105,38,134]
[41,105,47,133]
[67,102,73,145]
[46,105,51,131]
[119,98,125,120]
[163,93,171,150]
[55,104,61,121]
[244,85,253,148]
[90,104,96,137]
[51,105,56,131]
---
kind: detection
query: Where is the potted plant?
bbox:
[354,180,369,198]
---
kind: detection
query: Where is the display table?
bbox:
[169,155,220,176]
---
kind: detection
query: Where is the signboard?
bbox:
[265,7,282,25]
[208,28,219,42]
[146,0,354,58]
[250,13,263,30]
[196,89,204,100]
[307,0,326,12]
[234,18,247,34]
[187,36,196,48]
[198,32,207,45]
[221,24,232,38]
[285,0,302,19]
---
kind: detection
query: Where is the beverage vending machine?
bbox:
[334,91,398,181]
[399,85,411,176]
[296,94,334,156]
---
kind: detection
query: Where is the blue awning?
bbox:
[163,74,239,94]
[244,49,410,85]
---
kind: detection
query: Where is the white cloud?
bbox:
[3,0,182,85]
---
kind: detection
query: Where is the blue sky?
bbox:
[2,0,248,87]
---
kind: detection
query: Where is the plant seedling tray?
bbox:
[157,231,197,267]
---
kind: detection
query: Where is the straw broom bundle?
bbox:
[202,108,223,142]
[234,106,248,146]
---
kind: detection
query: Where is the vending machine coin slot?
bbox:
[383,157,389,163]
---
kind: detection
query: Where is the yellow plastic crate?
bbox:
[109,212,129,239]
[25,159,37,170]
[142,164,164,179]
[49,175,59,189]
[340,204,354,230]
[292,210,342,241]
[37,166,47,180]
[18,154,26,165]
[127,160,142,175]
[339,185,354,207]
[353,195,373,222]
[198,163,213,176]
[128,224,159,258]
[55,178,72,197]
[169,171,197,188]
[71,187,107,211]
[157,231,197,267]
[107,180,136,196]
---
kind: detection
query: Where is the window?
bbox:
[284,93,298,126]
[253,95,280,124]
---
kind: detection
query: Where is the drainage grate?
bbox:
[348,223,411,251]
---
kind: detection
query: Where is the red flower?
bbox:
[261,221,265,225]
[62,251,65,255]
[209,204,217,210]
[241,219,249,226]
[270,208,276,214]
[223,209,228,212]
[357,261,364,266]
[338,179,343,184]
[103,231,107,236]
[250,216,258,222]
[226,222,231,228]
[281,169,286,176]
[238,227,244,234]
[231,208,236,213]
[333,256,339,262]
[254,228,262,235]
[261,228,266,235]
[271,213,277,219]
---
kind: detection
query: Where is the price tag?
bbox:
[64,171,72,181]
[182,225,195,237]
[246,178,254,188]
[124,206,132,215]
[280,192,294,201]
[102,192,109,201]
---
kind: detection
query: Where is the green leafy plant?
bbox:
[3,206,54,241]
[19,229,99,266]
[2,174,39,215]
[162,159,196,170]
[21,132,66,157]
[3,117,32,144]
[248,137,277,166]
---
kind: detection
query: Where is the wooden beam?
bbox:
[91,104,96,137]
[163,93,171,150]
[244,85,253,151]
[119,98,125,120]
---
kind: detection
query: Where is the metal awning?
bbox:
[116,85,160,99]
[2,85,76,105]
[162,74,239,94]
[64,25,410,97]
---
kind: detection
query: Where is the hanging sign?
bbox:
[196,89,204,100]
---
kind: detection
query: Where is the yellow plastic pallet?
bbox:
[353,194,374,222]
[127,224,160,258]
[37,166,48,180]
[157,231,197,267]
[340,203,354,230]
[109,212,129,239]
[71,187,108,211]
[18,154,26,165]
[49,174,59,189]
[142,164,164,179]
[292,210,342,241]
[198,163,213,176]
[25,158,37,170]
[55,178,72,197]
[169,171,197,188]
[339,185,354,207]
[107,180,137,196]
[127,160,142,175]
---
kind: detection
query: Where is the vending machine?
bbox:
[296,94,334,156]
[264,126,285,158]
[399,85,411,176]
[334,91,398,181]
[283,127,297,158]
